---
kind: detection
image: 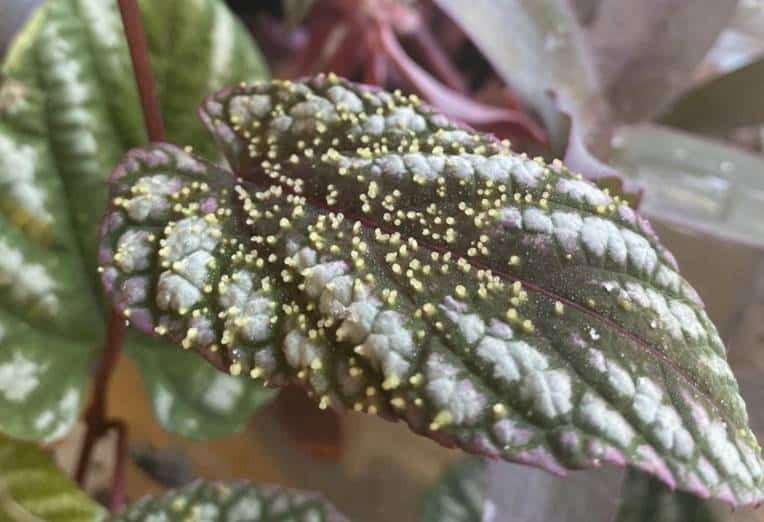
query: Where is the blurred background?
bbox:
[3,1,764,520]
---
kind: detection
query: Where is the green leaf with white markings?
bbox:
[0,434,106,522]
[128,333,275,440]
[98,75,764,505]
[112,481,348,522]
[0,0,273,441]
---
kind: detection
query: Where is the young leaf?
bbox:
[0,0,272,441]
[0,434,106,522]
[419,459,485,522]
[99,75,764,505]
[112,480,348,522]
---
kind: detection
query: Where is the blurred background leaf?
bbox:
[419,459,485,522]
[587,0,738,122]
[481,461,624,522]
[0,0,275,443]
[113,480,349,521]
[660,58,764,134]
[609,124,764,248]
[614,468,719,522]
[128,335,275,441]
[0,433,105,521]
[283,0,316,27]
[433,0,600,152]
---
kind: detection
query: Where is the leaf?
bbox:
[587,0,738,122]
[128,333,275,440]
[0,0,272,441]
[482,460,624,522]
[419,459,485,522]
[375,24,548,148]
[0,434,106,522]
[615,467,719,522]
[608,124,764,249]
[432,0,600,151]
[112,480,348,522]
[283,0,316,27]
[99,75,764,506]
[660,57,764,134]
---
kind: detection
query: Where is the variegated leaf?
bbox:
[0,0,272,441]
[112,481,348,522]
[0,434,106,522]
[98,75,764,505]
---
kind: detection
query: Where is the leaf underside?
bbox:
[0,0,273,441]
[98,75,764,505]
[0,434,106,522]
[112,480,347,522]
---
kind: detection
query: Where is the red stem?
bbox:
[117,0,166,142]
[75,0,165,512]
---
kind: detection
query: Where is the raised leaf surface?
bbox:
[0,434,106,522]
[99,75,764,505]
[112,481,348,522]
[0,0,272,440]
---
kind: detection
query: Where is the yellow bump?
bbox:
[390,397,406,409]
[521,319,535,334]
[554,301,565,315]
[382,375,401,390]
[250,367,263,379]
[429,410,453,431]
[229,362,242,376]
[455,285,467,299]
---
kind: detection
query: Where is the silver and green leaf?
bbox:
[0,434,106,522]
[98,75,764,505]
[112,481,348,522]
[0,0,273,441]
